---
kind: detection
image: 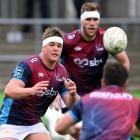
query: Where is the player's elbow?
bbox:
[4,84,13,97]
[4,83,18,99]
[4,88,18,99]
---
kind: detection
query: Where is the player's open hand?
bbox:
[63,77,77,96]
[69,125,81,139]
[30,80,49,96]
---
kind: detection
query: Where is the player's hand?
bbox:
[30,80,49,96]
[63,77,77,96]
[69,125,80,139]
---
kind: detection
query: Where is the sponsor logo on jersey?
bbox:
[74,57,103,68]
[96,44,104,52]
[38,87,59,97]
[55,74,63,81]
[90,91,133,100]
[74,46,82,51]
[38,72,44,77]
[67,34,75,40]
[1,128,12,135]
[13,66,24,79]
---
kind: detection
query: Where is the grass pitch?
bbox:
[0,90,140,140]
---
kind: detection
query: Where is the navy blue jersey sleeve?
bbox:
[68,100,82,122]
[12,62,32,85]
[59,82,68,97]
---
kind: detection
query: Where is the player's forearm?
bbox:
[115,50,130,71]
[120,59,130,71]
[56,124,78,138]
[65,93,80,107]
[4,85,33,99]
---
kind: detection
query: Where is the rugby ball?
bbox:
[103,27,127,54]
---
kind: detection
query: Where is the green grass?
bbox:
[131,91,140,140]
[0,90,140,140]
[132,91,140,99]
[0,90,140,107]
[0,90,4,106]
[0,90,139,102]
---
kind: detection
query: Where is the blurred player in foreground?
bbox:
[0,27,79,140]
[62,2,130,97]
[55,61,140,140]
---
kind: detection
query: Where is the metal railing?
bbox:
[0,17,140,62]
[1,17,140,25]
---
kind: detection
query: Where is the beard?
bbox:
[81,26,97,41]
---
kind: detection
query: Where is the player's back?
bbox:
[80,85,140,140]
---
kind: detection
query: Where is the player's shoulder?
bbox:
[97,27,105,36]
[57,63,68,72]
[55,63,69,78]
[64,29,80,42]
[81,93,91,103]
[23,54,40,65]
[64,29,80,37]
[18,54,40,71]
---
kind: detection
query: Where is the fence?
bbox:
[0,17,140,90]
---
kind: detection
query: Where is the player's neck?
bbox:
[80,30,96,41]
[44,61,56,70]
[39,54,56,70]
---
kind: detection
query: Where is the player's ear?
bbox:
[101,79,107,87]
[123,80,128,90]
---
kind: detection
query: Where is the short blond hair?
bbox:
[81,2,101,14]
[42,27,64,41]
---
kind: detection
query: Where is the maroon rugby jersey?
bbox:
[0,54,69,125]
[62,28,109,96]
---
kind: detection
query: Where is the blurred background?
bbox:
[0,0,140,91]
